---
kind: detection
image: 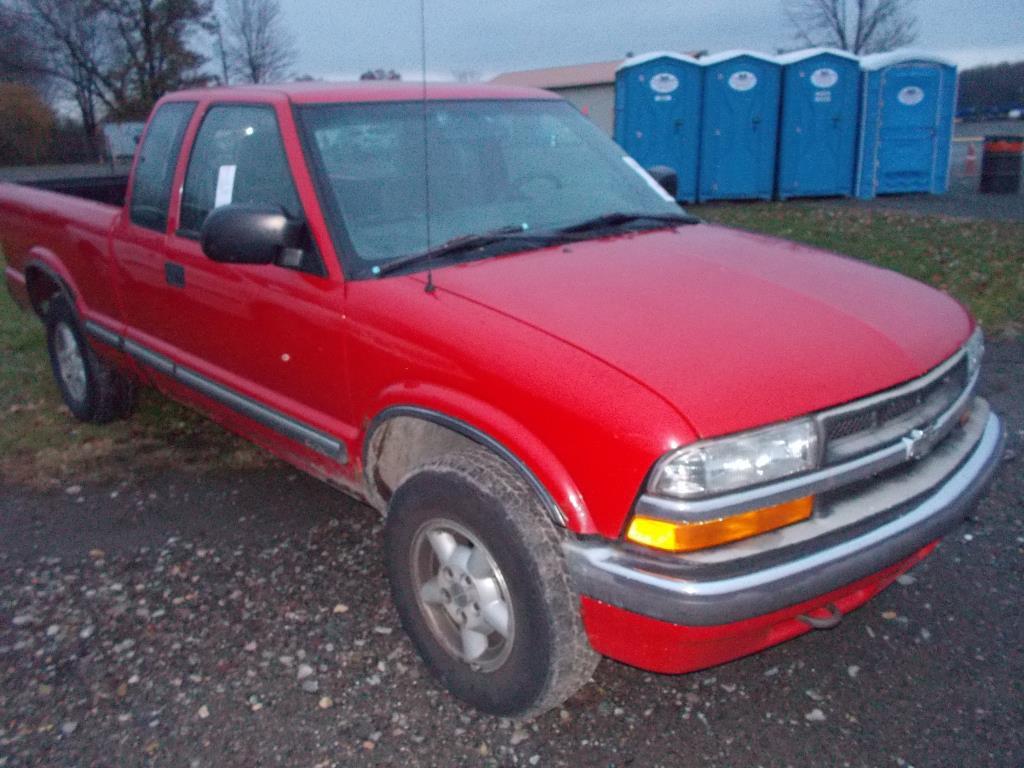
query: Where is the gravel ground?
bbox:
[1,342,1021,768]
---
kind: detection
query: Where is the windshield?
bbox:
[297,99,686,278]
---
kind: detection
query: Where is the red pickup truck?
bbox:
[1,83,1004,717]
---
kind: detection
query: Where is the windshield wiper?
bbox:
[373,225,557,277]
[372,213,699,278]
[557,211,700,235]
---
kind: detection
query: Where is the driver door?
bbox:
[162,102,355,475]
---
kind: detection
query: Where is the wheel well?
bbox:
[25,266,69,318]
[364,415,477,509]
[364,411,569,527]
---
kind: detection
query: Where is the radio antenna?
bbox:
[419,0,435,293]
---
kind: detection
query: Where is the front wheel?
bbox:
[385,447,598,717]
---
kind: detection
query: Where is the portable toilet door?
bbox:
[775,48,861,199]
[614,52,703,203]
[698,51,781,201]
[856,52,958,198]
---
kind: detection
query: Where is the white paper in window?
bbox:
[214,164,237,208]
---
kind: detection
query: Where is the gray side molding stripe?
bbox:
[82,320,121,349]
[123,338,175,377]
[84,320,347,463]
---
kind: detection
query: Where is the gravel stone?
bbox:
[0,345,1019,767]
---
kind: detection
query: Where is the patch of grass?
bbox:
[690,202,1024,333]
[0,248,270,489]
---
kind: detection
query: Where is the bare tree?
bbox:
[0,5,52,92]
[783,0,919,54]
[0,0,113,146]
[220,0,295,84]
[94,0,213,119]
[209,13,231,84]
[1,0,212,128]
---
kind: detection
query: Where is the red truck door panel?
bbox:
[151,102,355,471]
[112,101,197,350]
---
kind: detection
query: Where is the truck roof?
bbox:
[166,81,561,105]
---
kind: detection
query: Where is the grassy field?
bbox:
[691,202,1024,332]
[2,202,1022,487]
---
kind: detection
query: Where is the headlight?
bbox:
[649,418,819,499]
[965,327,984,379]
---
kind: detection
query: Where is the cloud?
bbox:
[282,0,1024,79]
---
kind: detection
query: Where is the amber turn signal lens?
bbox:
[626,496,814,553]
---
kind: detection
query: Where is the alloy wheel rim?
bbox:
[54,322,87,403]
[410,518,515,673]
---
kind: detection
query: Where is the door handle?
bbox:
[164,261,185,288]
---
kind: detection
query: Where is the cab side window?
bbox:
[179,105,302,237]
[130,102,196,231]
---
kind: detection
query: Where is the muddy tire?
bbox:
[44,295,136,424]
[385,446,599,718]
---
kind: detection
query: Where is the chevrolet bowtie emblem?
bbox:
[903,427,931,460]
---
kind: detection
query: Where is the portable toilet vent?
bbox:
[614,51,703,203]
[775,48,861,199]
[698,50,781,201]
[856,51,958,198]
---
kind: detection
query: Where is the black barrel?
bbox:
[979,135,1023,194]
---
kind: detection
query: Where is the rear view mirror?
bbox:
[200,203,305,265]
[646,165,678,200]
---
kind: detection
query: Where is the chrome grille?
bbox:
[824,409,876,441]
[820,354,971,464]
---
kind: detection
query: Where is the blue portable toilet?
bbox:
[856,51,958,198]
[698,51,782,201]
[775,48,861,199]
[614,51,703,203]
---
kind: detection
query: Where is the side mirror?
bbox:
[646,165,678,200]
[200,203,305,265]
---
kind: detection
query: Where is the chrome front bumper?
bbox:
[564,403,1004,626]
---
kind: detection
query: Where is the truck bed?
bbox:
[21,174,130,207]
[0,180,125,323]
[0,162,131,208]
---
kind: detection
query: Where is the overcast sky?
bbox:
[281,0,1024,80]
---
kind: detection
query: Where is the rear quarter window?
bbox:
[129,102,196,232]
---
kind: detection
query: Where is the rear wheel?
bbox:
[44,295,136,423]
[385,447,599,717]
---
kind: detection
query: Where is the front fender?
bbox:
[364,385,594,533]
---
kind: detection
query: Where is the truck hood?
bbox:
[433,223,972,438]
